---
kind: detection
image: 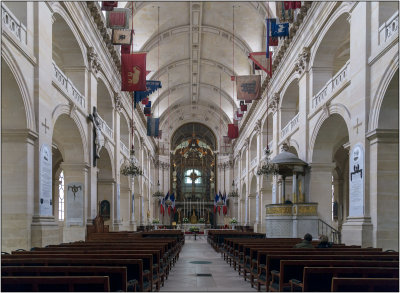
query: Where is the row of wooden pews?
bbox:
[2,229,184,292]
[209,231,399,292]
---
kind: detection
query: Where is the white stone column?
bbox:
[31,2,58,248]
[292,172,298,203]
[113,110,122,231]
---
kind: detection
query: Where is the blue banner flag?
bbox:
[133,80,162,108]
[271,20,289,37]
[146,117,159,137]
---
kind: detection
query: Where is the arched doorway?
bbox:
[249,175,257,226]
[311,114,350,232]
[97,147,114,229]
[52,113,86,243]
[170,123,216,224]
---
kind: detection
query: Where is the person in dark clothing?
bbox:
[294,233,314,248]
[317,234,333,248]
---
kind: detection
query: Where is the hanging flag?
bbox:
[214,193,219,214]
[228,124,239,139]
[144,107,151,116]
[160,197,165,216]
[249,52,273,76]
[271,20,290,38]
[101,1,118,11]
[245,100,253,104]
[121,53,146,91]
[133,80,162,106]
[112,29,133,45]
[266,19,279,59]
[106,8,130,29]
[121,45,130,55]
[236,109,243,118]
[223,191,228,215]
[145,101,151,108]
[141,97,149,105]
[170,193,176,213]
[146,117,159,137]
[234,111,242,121]
[223,136,231,144]
[236,75,261,101]
[240,101,248,112]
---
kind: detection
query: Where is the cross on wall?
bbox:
[41,118,50,134]
[353,118,362,134]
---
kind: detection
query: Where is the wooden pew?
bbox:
[1,276,110,292]
[2,266,127,291]
[331,277,399,292]
[1,258,146,292]
[251,248,397,289]
[265,255,399,292]
[3,253,153,291]
[13,250,162,290]
[298,266,399,292]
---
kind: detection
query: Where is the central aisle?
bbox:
[161,235,256,292]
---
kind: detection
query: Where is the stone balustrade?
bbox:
[379,11,398,48]
[281,112,300,140]
[311,60,350,110]
[52,61,86,109]
[2,3,27,44]
[250,157,257,169]
[96,113,114,140]
[120,141,129,157]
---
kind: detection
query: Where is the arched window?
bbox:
[58,171,65,220]
[185,169,202,184]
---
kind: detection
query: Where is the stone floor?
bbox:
[161,235,256,292]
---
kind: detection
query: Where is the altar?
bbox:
[181,223,210,232]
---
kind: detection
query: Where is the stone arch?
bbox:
[369,53,399,131]
[97,146,114,227]
[1,49,35,130]
[310,113,350,230]
[97,78,115,131]
[249,134,258,162]
[309,103,351,161]
[51,104,89,164]
[310,6,350,95]
[51,3,88,67]
[52,4,87,94]
[279,78,299,130]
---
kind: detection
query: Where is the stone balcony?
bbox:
[281,112,300,140]
[52,61,86,110]
[379,11,398,49]
[2,3,27,44]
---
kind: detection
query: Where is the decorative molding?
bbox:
[254,119,262,134]
[294,47,310,75]
[269,93,280,113]
[114,94,122,112]
[87,46,101,74]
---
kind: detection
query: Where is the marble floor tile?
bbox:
[161,237,256,292]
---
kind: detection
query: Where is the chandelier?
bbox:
[121,148,143,177]
[152,180,163,198]
[228,180,239,197]
[257,148,279,177]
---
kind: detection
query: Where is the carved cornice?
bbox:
[114,94,122,112]
[254,119,262,134]
[294,47,310,75]
[269,93,280,113]
[87,47,101,74]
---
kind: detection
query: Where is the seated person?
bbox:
[294,233,314,248]
[317,234,332,248]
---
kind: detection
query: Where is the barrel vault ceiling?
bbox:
[127,2,274,146]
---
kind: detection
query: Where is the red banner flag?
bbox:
[121,45,130,55]
[249,52,273,76]
[236,75,261,100]
[121,53,147,92]
[240,104,247,112]
[228,124,239,139]
[141,97,149,105]
[101,1,117,11]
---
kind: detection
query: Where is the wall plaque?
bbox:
[66,182,84,225]
[39,144,52,216]
[349,143,364,217]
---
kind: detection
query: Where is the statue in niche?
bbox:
[100,200,110,220]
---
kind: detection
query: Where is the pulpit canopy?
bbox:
[271,144,308,176]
